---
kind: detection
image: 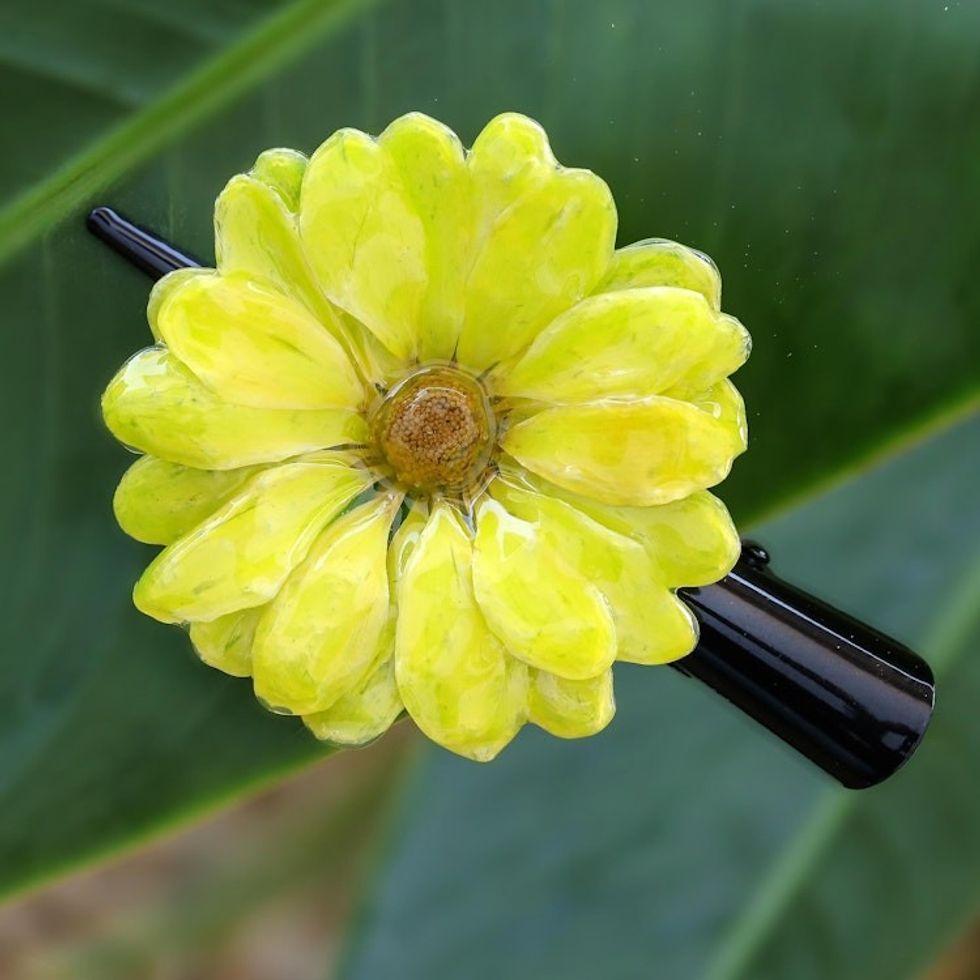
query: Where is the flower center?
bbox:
[372,364,496,493]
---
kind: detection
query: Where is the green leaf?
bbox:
[340,415,980,980]
[1,0,979,899]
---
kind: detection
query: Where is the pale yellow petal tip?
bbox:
[250,147,308,211]
[529,669,616,739]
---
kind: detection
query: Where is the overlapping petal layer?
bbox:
[102,349,366,470]
[457,114,617,369]
[113,455,258,546]
[154,271,363,411]
[472,498,617,679]
[498,286,749,403]
[395,504,528,761]
[490,478,698,665]
[252,492,399,716]
[133,454,371,623]
[501,388,747,507]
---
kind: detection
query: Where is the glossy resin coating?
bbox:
[98,113,751,762]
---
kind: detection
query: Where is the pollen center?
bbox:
[373,364,496,493]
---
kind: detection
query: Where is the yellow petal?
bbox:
[380,113,472,361]
[133,454,372,624]
[597,238,722,310]
[113,455,259,545]
[189,606,263,678]
[625,494,740,588]
[467,112,556,220]
[490,479,697,664]
[472,498,616,679]
[395,502,527,761]
[214,172,399,386]
[501,392,746,507]
[155,272,363,411]
[498,287,747,403]
[456,113,617,370]
[102,348,367,469]
[252,493,398,715]
[250,147,308,210]
[147,268,209,342]
[215,172,323,311]
[518,479,739,593]
[300,128,427,361]
[303,640,402,745]
[528,669,615,738]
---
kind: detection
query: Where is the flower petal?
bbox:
[250,147,308,211]
[500,390,747,506]
[189,607,263,678]
[596,238,722,310]
[498,287,748,403]
[303,646,402,746]
[528,669,615,738]
[102,348,367,469]
[472,498,616,679]
[155,272,363,411]
[113,455,259,545]
[300,128,427,361]
[133,454,372,624]
[394,502,527,761]
[511,476,740,593]
[456,113,617,370]
[147,268,209,342]
[215,172,321,310]
[614,493,741,588]
[252,493,398,716]
[490,478,697,664]
[215,171,400,386]
[380,113,472,361]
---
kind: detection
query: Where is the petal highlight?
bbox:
[394,502,527,761]
[133,454,372,624]
[252,493,398,716]
[102,348,367,469]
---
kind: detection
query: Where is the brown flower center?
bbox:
[372,364,496,492]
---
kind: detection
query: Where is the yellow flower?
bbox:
[103,112,749,761]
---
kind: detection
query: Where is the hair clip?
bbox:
[90,113,934,789]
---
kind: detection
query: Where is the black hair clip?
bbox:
[89,205,935,790]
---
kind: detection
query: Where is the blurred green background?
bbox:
[0,0,978,977]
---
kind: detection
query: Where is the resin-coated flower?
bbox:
[103,113,750,761]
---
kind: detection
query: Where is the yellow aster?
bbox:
[102,111,749,762]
